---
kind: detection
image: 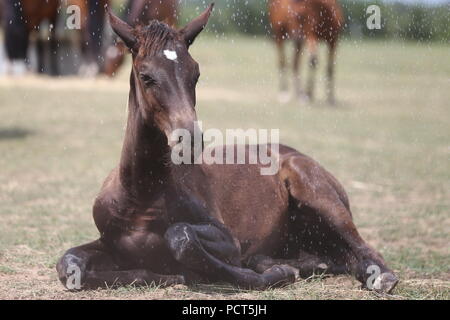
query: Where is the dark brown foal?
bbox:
[56,4,398,293]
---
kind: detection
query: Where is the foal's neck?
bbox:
[118,69,169,200]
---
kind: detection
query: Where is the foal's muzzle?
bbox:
[167,121,204,163]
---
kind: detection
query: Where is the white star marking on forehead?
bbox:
[163,50,178,61]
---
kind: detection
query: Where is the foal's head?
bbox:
[108,4,214,148]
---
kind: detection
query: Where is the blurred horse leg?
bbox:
[48,19,59,76]
[276,33,290,103]
[3,0,29,75]
[36,37,45,73]
[305,36,318,101]
[292,39,304,100]
[326,41,337,105]
[81,0,107,76]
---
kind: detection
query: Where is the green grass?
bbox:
[0,37,449,299]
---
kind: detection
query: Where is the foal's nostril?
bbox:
[178,136,184,143]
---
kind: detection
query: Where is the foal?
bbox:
[57,4,398,293]
[269,0,344,104]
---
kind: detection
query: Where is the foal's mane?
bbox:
[135,20,178,57]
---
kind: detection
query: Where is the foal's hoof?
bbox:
[170,275,187,286]
[263,264,298,288]
[373,272,399,294]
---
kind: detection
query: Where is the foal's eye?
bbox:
[140,73,157,87]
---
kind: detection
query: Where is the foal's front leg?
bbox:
[164,223,297,289]
[164,185,297,289]
[56,240,184,290]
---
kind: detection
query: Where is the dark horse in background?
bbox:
[269,0,344,104]
[56,4,398,293]
[67,0,109,76]
[1,0,60,75]
[102,0,178,77]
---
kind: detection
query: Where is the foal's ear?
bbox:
[108,9,137,53]
[180,3,214,47]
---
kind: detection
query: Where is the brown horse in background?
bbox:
[2,0,60,75]
[103,0,178,77]
[269,0,344,104]
[66,0,109,76]
[56,4,398,293]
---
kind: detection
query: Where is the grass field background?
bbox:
[0,37,449,299]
